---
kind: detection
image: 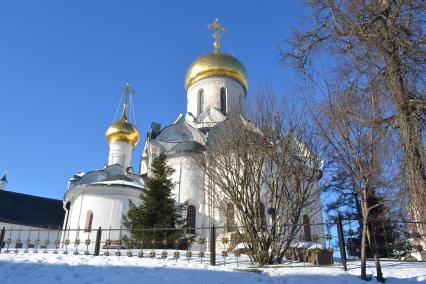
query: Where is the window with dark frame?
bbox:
[226,203,234,232]
[220,87,227,115]
[84,210,93,232]
[303,215,312,241]
[187,205,196,234]
[258,202,265,220]
[198,89,204,115]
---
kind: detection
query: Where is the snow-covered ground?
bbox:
[0,251,424,283]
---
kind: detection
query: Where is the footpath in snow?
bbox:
[0,252,425,283]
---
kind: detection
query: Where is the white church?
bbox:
[61,19,325,247]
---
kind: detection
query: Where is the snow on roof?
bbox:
[68,164,144,190]
[91,179,143,188]
[155,115,206,145]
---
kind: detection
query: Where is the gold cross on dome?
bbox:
[208,18,227,53]
[122,82,136,104]
[120,83,135,119]
[122,83,135,97]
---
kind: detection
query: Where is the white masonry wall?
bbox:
[166,154,210,238]
[0,222,62,250]
[108,141,134,169]
[63,185,141,246]
[186,76,246,118]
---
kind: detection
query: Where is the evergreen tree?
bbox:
[123,153,187,249]
[366,192,394,258]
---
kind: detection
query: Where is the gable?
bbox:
[155,115,205,144]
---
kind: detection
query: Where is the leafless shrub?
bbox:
[192,88,324,265]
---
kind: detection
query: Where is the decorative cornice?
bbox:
[65,184,141,202]
[187,76,245,96]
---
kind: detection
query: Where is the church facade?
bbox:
[62,19,325,247]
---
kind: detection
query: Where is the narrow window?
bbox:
[226,203,234,232]
[187,205,196,234]
[220,87,227,115]
[84,210,93,232]
[257,202,266,230]
[198,89,204,115]
[303,215,311,241]
[257,202,265,220]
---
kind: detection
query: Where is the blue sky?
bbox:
[0,1,310,199]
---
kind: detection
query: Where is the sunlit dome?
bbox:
[105,105,139,146]
[185,52,248,91]
[185,18,248,91]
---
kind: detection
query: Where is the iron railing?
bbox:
[0,219,424,268]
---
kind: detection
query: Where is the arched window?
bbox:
[226,203,234,232]
[220,87,227,115]
[198,89,204,115]
[303,215,311,241]
[187,205,196,234]
[84,211,93,232]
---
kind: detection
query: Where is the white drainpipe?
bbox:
[61,200,69,247]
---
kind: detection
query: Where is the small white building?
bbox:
[63,98,143,244]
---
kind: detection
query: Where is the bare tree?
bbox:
[282,0,426,238]
[314,80,387,281]
[193,89,324,265]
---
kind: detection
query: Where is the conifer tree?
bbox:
[123,153,186,249]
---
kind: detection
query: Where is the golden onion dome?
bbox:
[105,105,139,146]
[185,52,248,91]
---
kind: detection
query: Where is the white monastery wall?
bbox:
[0,222,61,249]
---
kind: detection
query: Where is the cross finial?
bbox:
[120,83,135,120]
[208,18,227,53]
[122,82,135,98]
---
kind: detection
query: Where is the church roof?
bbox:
[155,115,205,145]
[145,115,207,155]
[194,106,226,129]
[170,141,205,153]
[68,164,144,190]
[0,190,65,228]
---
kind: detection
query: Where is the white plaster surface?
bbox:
[187,76,245,118]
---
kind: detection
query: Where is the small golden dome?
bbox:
[105,106,139,146]
[185,52,248,91]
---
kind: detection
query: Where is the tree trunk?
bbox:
[385,54,426,225]
[360,218,368,280]
[354,192,363,239]
[367,223,384,283]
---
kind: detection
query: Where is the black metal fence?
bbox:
[0,225,248,266]
[0,218,424,268]
[336,217,426,264]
